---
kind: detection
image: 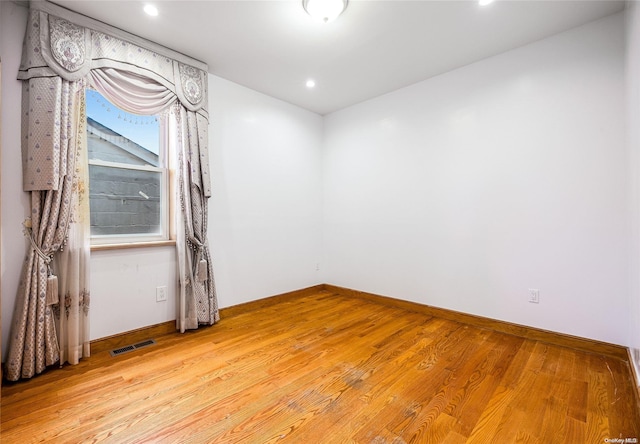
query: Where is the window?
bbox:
[86,89,169,244]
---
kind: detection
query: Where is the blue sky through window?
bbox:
[86,89,160,154]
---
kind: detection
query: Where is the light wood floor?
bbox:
[2,290,639,443]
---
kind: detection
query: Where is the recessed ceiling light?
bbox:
[306,79,316,88]
[479,0,494,6]
[144,4,159,16]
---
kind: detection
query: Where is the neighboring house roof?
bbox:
[87,117,159,167]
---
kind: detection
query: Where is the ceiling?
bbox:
[49,0,626,115]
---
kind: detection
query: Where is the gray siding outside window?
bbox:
[87,117,162,236]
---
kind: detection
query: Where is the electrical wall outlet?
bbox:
[528,288,540,304]
[156,286,168,302]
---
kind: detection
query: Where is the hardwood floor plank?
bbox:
[465,384,518,443]
[2,290,638,443]
[565,416,587,443]
[537,376,571,443]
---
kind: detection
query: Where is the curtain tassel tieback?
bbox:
[197,255,208,283]
[46,271,59,306]
[197,259,208,282]
[24,219,59,305]
[192,243,208,283]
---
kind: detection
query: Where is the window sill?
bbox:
[91,240,176,252]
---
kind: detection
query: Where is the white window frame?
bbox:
[88,113,171,246]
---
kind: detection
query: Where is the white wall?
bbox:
[626,0,640,377]
[208,76,324,307]
[90,247,177,339]
[323,13,628,345]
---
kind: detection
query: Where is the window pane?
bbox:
[87,89,160,167]
[88,119,159,167]
[89,164,162,236]
[86,88,168,242]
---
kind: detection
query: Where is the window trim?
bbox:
[87,101,173,247]
[91,240,176,252]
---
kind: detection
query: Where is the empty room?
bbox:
[1,0,640,442]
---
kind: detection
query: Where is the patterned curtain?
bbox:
[6,2,217,381]
[175,107,219,331]
[5,78,90,381]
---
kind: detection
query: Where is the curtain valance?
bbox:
[19,4,208,114]
[17,2,211,195]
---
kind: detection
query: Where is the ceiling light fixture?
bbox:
[306,79,316,88]
[478,0,495,6]
[303,0,348,23]
[143,4,159,16]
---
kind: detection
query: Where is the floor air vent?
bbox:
[109,339,157,357]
